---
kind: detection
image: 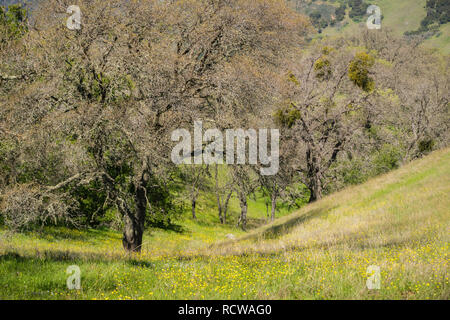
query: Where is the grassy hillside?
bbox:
[1,148,449,299]
[292,0,449,54]
[423,22,450,53]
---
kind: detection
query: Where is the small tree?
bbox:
[231,166,258,230]
[213,164,233,224]
[180,165,210,220]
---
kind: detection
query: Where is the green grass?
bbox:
[313,0,450,55]
[422,23,450,54]
[320,0,425,35]
[1,149,449,299]
[370,0,426,36]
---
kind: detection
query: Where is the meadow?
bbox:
[314,0,450,55]
[0,148,449,300]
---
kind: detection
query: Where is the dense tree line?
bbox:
[422,0,450,28]
[405,0,449,36]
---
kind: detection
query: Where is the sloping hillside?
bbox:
[1,149,448,299]
[288,0,450,54]
[218,148,450,255]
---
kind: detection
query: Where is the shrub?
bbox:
[371,145,404,176]
[348,52,375,92]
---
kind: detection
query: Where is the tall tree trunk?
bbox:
[214,164,223,223]
[308,175,322,203]
[306,147,322,203]
[215,165,232,224]
[192,198,197,220]
[216,192,223,223]
[122,172,149,253]
[218,205,223,223]
[237,191,247,230]
[271,192,277,222]
[223,190,232,224]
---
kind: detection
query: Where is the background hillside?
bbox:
[1,148,448,299]
[287,0,450,54]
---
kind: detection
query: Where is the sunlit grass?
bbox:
[0,149,449,300]
[318,0,450,55]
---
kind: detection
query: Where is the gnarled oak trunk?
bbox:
[308,176,323,203]
[122,173,149,253]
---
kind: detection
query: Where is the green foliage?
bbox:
[64,60,134,104]
[274,103,301,128]
[145,173,183,229]
[371,144,404,176]
[348,52,375,92]
[348,0,368,22]
[421,0,450,28]
[327,156,368,194]
[0,4,28,41]
[335,3,346,22]
[70,182,109,227]
[291,1,336,32]
[282,183,310,209]
[418,138,436,155]
[314,51,332,80]
[287,71,300,86]
[340,158,368,186]
[309,11,329,31]
[321,46,334,55]
[329,144,407,193]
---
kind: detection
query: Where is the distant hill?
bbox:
[287,0,450,54]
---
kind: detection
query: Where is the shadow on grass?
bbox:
[251,205,337,240]
[246,217,269,230]
[148,221,186,234]
[24,227,122,242]
[0,248,123,263]
[0,251,27,262]
[0,252,121,296]
[126,259,155,268]
[0,248,163,268]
